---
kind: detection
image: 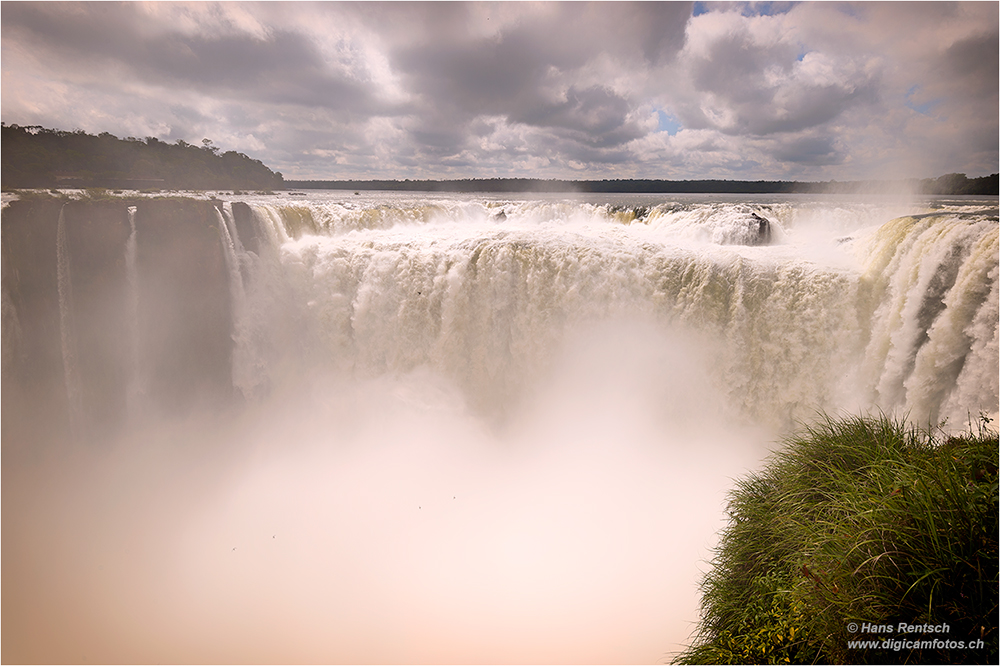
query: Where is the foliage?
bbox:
[676,414,999,665]
[1,124,283,191]
[918,173,999,196]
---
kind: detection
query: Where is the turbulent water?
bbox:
[3,191,998,663]
[223,191,998,428]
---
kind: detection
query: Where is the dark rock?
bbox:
[748,212,772,246]
[61,200,132,438]
[2,198,74,445]
[231,201,260,254]
[134,199,232,414]
[2,197,235,448]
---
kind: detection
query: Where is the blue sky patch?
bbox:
[905,85,941,116]
[694,2,799,19]
[741,2,798,18]
[657,111,682,136]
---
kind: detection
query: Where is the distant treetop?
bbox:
[1,123,284,191]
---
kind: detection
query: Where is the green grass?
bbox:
[676,413,998,665]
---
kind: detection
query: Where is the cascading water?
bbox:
[125,205,142,412]
[217,202,288,400]
[216,203,253,396]
[860,213,999,424]
[3,191,997,664]
[231,194,998,429]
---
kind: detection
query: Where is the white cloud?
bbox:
[1,1,995,180]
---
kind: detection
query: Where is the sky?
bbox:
[1,1,997,181]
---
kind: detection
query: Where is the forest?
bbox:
[1,124,284,191]
[3,123,995,195]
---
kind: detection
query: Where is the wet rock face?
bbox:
[2,197,233,447]
[708,208,775,246]
[231,201,260,254]
[134,199,232,415]
[2,198,73,445]
[747,212,772,246]
[62,200,133,438]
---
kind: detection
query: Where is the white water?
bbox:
[5,192,997,664]
[216,202,258,398]
[125,205,142,413]
[233,192,997,428]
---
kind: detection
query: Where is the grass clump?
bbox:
[676,413,998,664]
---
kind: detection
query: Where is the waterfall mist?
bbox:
[3,191,996,663]
[4,319,771,664]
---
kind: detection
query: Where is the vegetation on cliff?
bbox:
[676,414,998,665]
[1,124,283,191]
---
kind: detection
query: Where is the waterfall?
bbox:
[216,203,271,400]
[125,205,142,414]
[860,214,999,425]
[898,217,999,424]
[56,204,84,439]
[216,204,248,395]
[238,197,998,429]
[4,193,997,665]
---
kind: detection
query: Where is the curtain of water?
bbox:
[242,200,998,428]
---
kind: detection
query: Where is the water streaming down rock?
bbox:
[859,213,999,424]
[215,203,251,395]
[228,195,997,429]
[4,192,997,434]
[2,194,996,435]
[2,192,998,664]
[125,206,142,413]
[3,198,232,446]
[218,201,292,401]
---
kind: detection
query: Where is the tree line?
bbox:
[3,123,994,195]
[1,124,284,191]
[287,174,998,195]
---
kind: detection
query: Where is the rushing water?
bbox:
[3,191,997,663]
[224,191,998,429]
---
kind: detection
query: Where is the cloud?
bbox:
[1,1,996,180]
[674,9,881,136]
[772,133,845,166]
[381,2,692,166]
[1,2,392,118]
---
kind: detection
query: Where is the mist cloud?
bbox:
[1,1,996,179]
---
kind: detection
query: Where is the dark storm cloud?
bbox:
[515,86,648,148]
[390,0,692,102]
[632,1,698,64]
[1,1,388,117]
[392,19,576,112]
[678,12,880,136]
[386,2,691,160]
[688,26,799,106]
[772,134,844,166]
[941,30,999,101]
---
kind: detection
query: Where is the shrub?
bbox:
[676,414,998,664]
